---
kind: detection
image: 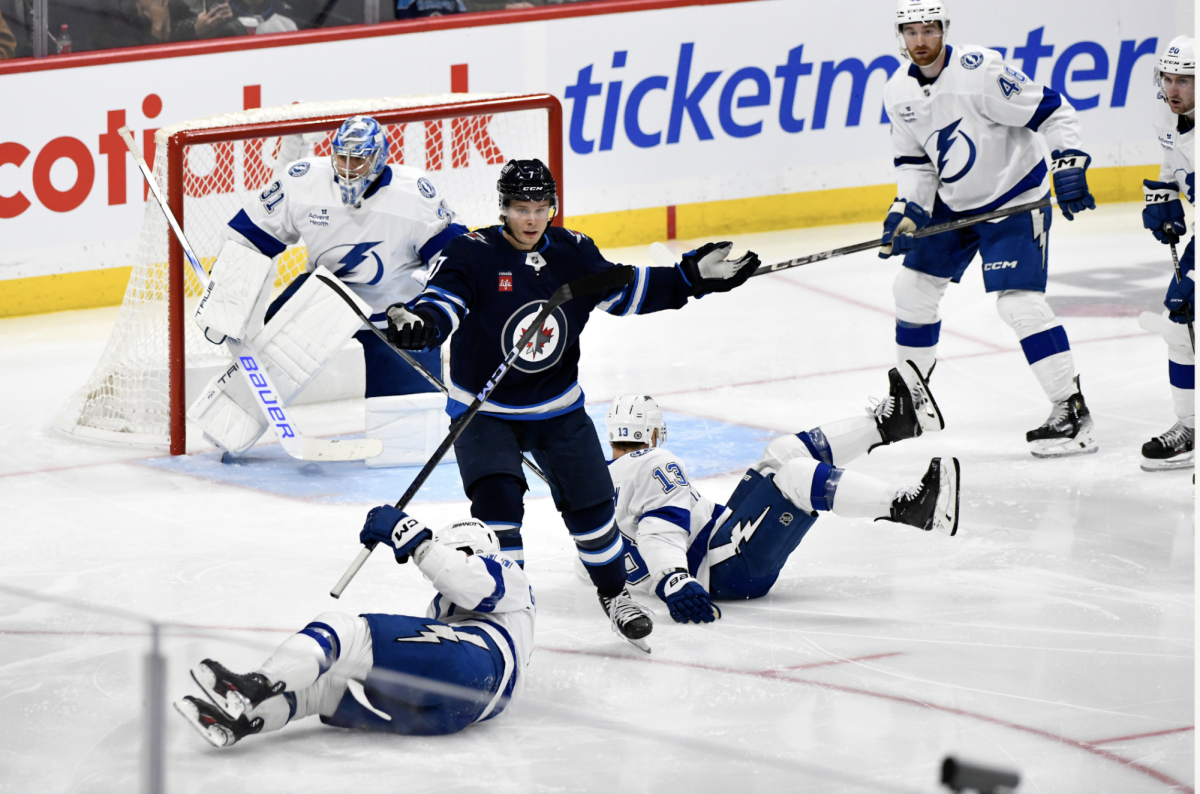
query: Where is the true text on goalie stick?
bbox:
[118,127,381,462]
[329,265,637,598]
[314,272,551,485]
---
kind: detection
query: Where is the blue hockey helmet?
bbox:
[330,116,389,207]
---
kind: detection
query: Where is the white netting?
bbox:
[56,93,551,451]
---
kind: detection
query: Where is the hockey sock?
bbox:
[246,691,294,733]
[257,613,372,692]
[896,325,939,381]
[826,469,898,519]
[469,474,526,567]
[893,268,949,380]
[773,457,893,517]
[997,290,1076,403]
[291,675,352,722]
[805,416,882,466]
[564,500,626,597]
[1164,318,1195,427]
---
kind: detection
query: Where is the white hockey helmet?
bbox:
[1155,36,1196,84]
[606,394,667,447]
[436,519,500,557]
[894,0,950,62]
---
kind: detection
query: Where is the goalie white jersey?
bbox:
[1153,96,1196,206]
[884,45,1084,215]
[225,158,463,319]
[417,543,536,704]
[610,448,723,591]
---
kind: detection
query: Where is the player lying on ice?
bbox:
[385,158,760,650]
[605,363,960,632]
[188,115,468,467]
[877,0,1098,459]
[175,515,533,747]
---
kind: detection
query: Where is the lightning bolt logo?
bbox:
[396,624,489,649]
[709,506,772,564]
[932,119,977,184]
[332,241,384,284]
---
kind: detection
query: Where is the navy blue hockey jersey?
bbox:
[413,226,692,419]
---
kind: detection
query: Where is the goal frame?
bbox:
[162,93,563,455]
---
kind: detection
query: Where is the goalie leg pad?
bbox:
[187,362,270,455]
[253,266,372,404]
[365,393,455,468]
[194,240,276,345]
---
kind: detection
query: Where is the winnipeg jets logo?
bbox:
[396,624,488,649]
[466,230,489,244]
[502,301,569,373]
[313,242,385,285]
[567,230,589,244]
[928,119,977,184]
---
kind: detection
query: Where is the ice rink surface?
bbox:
[0,203,1193,793]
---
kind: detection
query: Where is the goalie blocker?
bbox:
[189,260,451,466]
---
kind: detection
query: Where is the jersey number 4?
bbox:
[652,464,688,493]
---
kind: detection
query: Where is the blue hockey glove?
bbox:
[655,568,720,624]
[385,304,440,350]
[879,199,930,259]
[1050,149,1096,221]
[1165,270,1194,324]
[1142,180,1188,245]
[360,505,433,564]
[677,241,760,297]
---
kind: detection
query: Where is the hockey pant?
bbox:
[249,612,513,737]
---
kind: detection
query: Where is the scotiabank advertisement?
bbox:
[0,0,1189,283]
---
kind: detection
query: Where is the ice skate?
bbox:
[1026,376,1097,458]
[871,360,945,449]
[599,588,653,654]
[174,695,264,749]
[191,658,285,719]
[1141,422,1195,472]
[882,457,960,536]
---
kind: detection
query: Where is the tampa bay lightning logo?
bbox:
[313,242,385,285]
[502,301,568,373]
[960,52,983,70]
[288,162,310,177]
[929,119,977,184]
[417,177,436,199]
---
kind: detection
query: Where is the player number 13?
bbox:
[652,464,688,493]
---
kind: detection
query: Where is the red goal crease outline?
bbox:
[0,0,759,77]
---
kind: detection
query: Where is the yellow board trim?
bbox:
[0,164,1161,318]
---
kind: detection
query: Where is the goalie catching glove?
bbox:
[360,505,433,564]
[385,304,440,350]
[879,199,930,259]
[676,242,760,297]
[655,568,721,624]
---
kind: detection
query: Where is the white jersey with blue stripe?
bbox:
[609,447,723,591]
[416,543,535,717]
[223,158,464,324]
[884,45,1083,216]
[1153,96,1196,208]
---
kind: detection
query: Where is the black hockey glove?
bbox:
[360,505,433,564]
[677,241,760,297]
[385,304,440,350]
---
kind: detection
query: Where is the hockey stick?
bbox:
[1166,234,1195,351]
[314,273,551,485]
[743,196,1059,277]
[118,127,382,462]
[330,265,636,598]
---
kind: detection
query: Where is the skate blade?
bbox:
[1029,427,1099,459]
[173,698,235,749]
[1140,454,1195,472]
[902,360,945,433]
[191,665,249,719]
[623,635,651,654]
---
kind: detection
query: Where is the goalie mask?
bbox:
[894,0,949,62]
[436,519,500,557]
[606,394,667,447]
[331,116,389,208]
[497,159,558,219]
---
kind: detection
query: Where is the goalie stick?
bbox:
[653,196,1062,277]
[314,272,551,485]
[118,127,382,462]
[330,265,637,598]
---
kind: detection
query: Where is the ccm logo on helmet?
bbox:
[983,261,1018,271]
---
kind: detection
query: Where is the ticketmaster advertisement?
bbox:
[0,0,1190,289]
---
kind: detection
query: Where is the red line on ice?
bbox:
[1084,725,1195,747]
[774,651,904,671]
[540,646,1194,793]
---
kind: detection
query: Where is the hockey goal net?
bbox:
[55,93,563,455]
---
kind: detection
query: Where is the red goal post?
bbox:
[56,93,563,456]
